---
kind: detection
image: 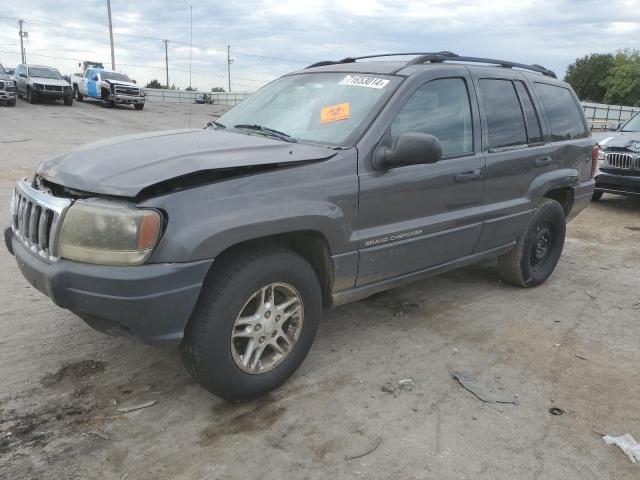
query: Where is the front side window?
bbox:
[479,79,527,150]
[533,83,588,141]
[217,72,400,147]
[0,64,5,75]
[390,78,473,156]
[85,69,92,79]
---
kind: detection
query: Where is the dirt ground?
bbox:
[1,99,639,480]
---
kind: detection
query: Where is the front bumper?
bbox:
[595,170,640,198]
[109,94,145,105]
[0,90,15,100]
[35,89,71,100]
[5,226,212,346]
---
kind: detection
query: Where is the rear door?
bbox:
[472,72,555,252]
[356,70,485,286]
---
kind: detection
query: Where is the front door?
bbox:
[356,74,485,286]
[86,69,98,98]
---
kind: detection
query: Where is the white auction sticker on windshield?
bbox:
[339,75,390,89]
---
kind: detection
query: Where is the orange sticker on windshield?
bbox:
[321,102,350,124]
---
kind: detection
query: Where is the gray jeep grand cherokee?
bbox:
[5,52,596,401]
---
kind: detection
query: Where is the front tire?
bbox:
[27,88,38,104]
[7,99,15,107]
[498,198,566,287]
[74,85,83,101]
[180,247,321,402]
[134,103,144,110]
[64,95,73,106]
[591,191,603,202]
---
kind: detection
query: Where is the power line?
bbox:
[0,48,269,83]
[0,15,308,65]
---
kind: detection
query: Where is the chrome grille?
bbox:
[43,85,63,92]
[114,85,140,96]
[11,180,71,261]
[605,152,639,170]
[6,84,15,92]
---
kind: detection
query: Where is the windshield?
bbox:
[100,71,132,82]
[216,72,400,146]
[0,64,5,75]
[621,113,640,132]
[28,67,62,79]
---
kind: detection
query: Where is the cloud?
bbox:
[0,0,639,91]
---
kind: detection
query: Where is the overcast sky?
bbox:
[1,0,639,92]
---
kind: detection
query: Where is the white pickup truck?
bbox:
[72,66,146,110]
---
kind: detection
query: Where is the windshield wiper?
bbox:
[233,124,297,143]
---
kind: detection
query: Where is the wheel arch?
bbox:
[205,230,334,306]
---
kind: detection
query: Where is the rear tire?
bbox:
[134,103,144,110]
[591,191,603,202]
[180,246,322,402]
[498,198,566,287]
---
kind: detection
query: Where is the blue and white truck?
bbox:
[71,61,146,110]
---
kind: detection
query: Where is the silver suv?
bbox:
[14,64,73,105]
[0,63,16,106]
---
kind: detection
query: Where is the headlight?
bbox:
[598,148,607,166]
[139,89,146,97]
[0,81,4,90]
[34,83,43,89]
[58,201,162,266]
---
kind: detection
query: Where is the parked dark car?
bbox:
[14,64,73,105]
[0,62,16,106]
[5,52,595,401]
[592,111,640,200]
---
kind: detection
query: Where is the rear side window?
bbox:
[533,83,588,141]
[479,79,527,150]
[390,78,473,157]
[514,81,543,144]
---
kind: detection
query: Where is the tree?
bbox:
[185,86,197,91]
[604,49,640,106]
[211,87,225,92]
[145,79,164,89]
[564,53,614,102]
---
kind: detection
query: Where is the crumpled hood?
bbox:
[594,130,640,148]
[104,79,139,88]
[31,77,70,87]
[37,129,336,197]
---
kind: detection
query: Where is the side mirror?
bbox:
[132,80,137,84]
[373,132,442,170]
[92,76,98,81]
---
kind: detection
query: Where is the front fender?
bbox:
[142,153,359,263]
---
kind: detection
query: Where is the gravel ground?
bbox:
[0,99,639,480]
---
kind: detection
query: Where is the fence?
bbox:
[144,88,252,106]
[581,101,640,131]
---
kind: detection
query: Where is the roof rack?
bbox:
[305,52,557,78]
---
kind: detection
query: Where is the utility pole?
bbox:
[106,0,115,70]
[163,39,169,88]
[189,6,192,89]
[18,19,26,64]
[227,45,233,92]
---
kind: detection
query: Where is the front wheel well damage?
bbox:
[205,231,333,306]
[544,187,574,217]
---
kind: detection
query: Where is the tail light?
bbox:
[591,145,599,178]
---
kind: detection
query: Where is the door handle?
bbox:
[454,169,482,182]
[534,156,553,167]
